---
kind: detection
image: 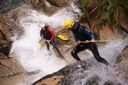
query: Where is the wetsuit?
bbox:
[40,26,56,50]
[71,22,108,65]
[40,26,64,58]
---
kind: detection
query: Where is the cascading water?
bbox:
[56,42,127,85]
[85,42,127,85]
[10,2,80,85]
[8,1,128,85]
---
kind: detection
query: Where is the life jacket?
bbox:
[71,22,94,41]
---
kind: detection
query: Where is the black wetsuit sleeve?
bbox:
[73,34,79,41]
[74,22,80,30]
[83,28,95,40]
[40,30,42,36]
[40,29,44,38]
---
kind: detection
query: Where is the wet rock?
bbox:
[46,0,69,7]
[33,61,90,85]
[0,11,24,57]
[116,46,128,84]
[30,0,70,15]
[0,45,11,56]
[85,75,100,85]
[103,80,122,85]
[0,55,27,85]
[0,0,26,13]
[0,16,12,56]
[30,0,69,8]
[119,7,128,33]
[34,75,64,85]
[116,46,128,63]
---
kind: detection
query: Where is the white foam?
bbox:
[10,2,80,85]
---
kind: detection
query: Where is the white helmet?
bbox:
[40,23,45,28]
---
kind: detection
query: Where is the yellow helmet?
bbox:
[63,19,74,29]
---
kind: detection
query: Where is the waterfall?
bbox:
[8,1,127,85]
[10,2,80,85]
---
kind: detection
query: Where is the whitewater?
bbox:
[10,2,80,85]
[9,2,128,85]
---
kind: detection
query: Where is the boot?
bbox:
[101,58,109,65]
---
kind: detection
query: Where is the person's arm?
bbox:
[39,39,43,43]
[40,28,43,37]
[88,33,95,42]
[90,38,95,42]
[83,27,95,42]
[73,35,80,44]
[47,27,55,42]
[39,28,46,43]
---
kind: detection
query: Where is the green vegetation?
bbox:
[78,0,128,31]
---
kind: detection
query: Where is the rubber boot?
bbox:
[90,43,109,65]
[71,49,81,61]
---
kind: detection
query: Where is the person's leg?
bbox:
[71,43,88,61]
[50,41,64,58]
[50,41,56,48]
[46,41,50,50]
[90,42,109,65]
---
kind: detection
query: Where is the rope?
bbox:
[64,38,128,52]
[81,38,128,43]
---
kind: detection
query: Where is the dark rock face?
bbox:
[116,46,128,63]
[34,45,128,85]
[119,8,128,33]
[30,0,69,8]
[58,61,89,85]
[116,46,128,84]
[85,75,100,85]
[30,0,70,15]
[103,80,122,85]
[0,16,12,56]
[0,0,25,13]
[33,61,91,85]
[46,0,69,7]
[0,45,11,56]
